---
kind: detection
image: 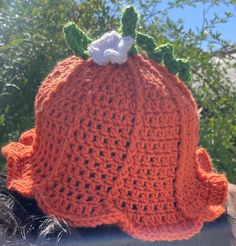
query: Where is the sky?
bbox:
[160,2,236,43]
[76,1,236,49]
[130,1,236,50]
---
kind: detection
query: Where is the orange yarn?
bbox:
[1,54,228,241]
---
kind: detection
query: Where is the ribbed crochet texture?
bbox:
[1,54,228,241]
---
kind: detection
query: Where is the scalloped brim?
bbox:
[1,128,228,241]
[1,129,35,198]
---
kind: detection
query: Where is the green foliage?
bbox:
[0,0,235,183]
[0,0,119,166]
[0,0,79,165]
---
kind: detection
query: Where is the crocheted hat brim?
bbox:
[1,128,35,198]
[30,147,227,241]
[2,129,227,241]
[32,182,226,241]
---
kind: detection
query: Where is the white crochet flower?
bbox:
[88,30,134,66]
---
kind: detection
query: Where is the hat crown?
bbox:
[33,54,198,221]
[2,54,228,241]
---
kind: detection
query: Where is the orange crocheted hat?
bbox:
[1,6,228,241]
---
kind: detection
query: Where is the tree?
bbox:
[0,0,235,182]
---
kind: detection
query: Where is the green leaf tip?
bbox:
[136,31,191,82]
[178,59,192,82]
[155,44,191,81]
[136,32,156,54]
[63,22,92,59]
[121,5,138,56]
[158,44,179,74]
[121,5,138,38]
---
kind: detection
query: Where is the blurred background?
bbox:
[0,0,235,182]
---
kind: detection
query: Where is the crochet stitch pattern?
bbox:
[1,6,228,242]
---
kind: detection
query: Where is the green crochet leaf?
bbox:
[136,32,156,54]
[63,22,92,59]
[178,59,192,82]
[136,32,191,81]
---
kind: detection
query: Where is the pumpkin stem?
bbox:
[120,5,138,56]
[63,22,92,59]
